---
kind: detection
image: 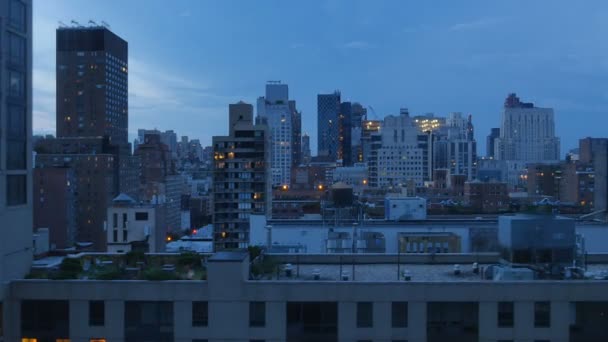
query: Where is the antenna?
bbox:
[101,21,111,29]
[70,20,82,27]
[88,20,98,26]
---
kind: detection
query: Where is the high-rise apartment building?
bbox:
[34,25,134,251]
[290,100,302,167]
[212,102,270,249]
[257,82,294,187]
[0,0,33,293]
[433,113,477,181]
[339,101,352,166]
[56,26,128,144]
[301,133,311,165]
[495,93,560,162]
[369,111,424,189]
[317,91,341,159]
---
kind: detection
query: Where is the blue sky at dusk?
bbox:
[33,0,608,155]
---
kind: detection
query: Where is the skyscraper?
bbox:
[369,110,424,190]
[212,102,270,250]
[302,133,311,164]
[339,101,352,166]
[0,0,33,288]
[317,91,341,158]
[433,113,477,181]
[495,93,560,162]
[290,100,302,167]
[35,25,135,250]
[56,26,128,144]
[486,128,500,158]
[257,81,294,187]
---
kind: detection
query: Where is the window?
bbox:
[249,302,266,327]
[498,302,514,327]
[192,301,208,327]
[8,70,24,97]
[135,212,149,221]
[123,230,128,242]
[8,32,25,66]
[357,302,373,328]
[122,213,127,228]
[7,175,26,206]
[192,340,207,342]
[113,213,117,228]
[90,339,107,342]
[113,230,117,242]
[7,141,25,170]
[392,302,408,328]
[9,0,26,31]
[534,302,551,327]
[89,301,104,326]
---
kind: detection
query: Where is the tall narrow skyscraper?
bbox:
[317,91,341,159]
[257,81,295,187]
[0,0,33,292]
[213,102,270,250]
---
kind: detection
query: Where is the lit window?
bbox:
[90,340,106,342]
[21,339,37,342]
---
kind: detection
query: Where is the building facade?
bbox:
[212,102,271,250]
[0,0,33,298]
[257,82,294,187]
[495,93,560,163]
[370,111,424,189]
[4,252,608,341]
[317,91,341,159]
[106,194,167,253]
[56,26,128,145]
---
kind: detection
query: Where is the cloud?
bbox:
[449,17,503,32]
[340,41,373,50]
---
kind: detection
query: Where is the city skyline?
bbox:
[33,0,608,155]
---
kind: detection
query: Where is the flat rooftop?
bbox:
[257,264,608,282]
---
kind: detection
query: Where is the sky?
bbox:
[33,0,608,155]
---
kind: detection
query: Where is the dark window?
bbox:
[135,212,149,221]
[357,302,373,328]
[89,301,104,326]
[535,302,551,327]
[7,141,25,170]
[7,105,25,138]
[113,230,118,242]
[427,302,478,342]
[249,301,266,327]
[125,301,173,342]
[113,213,117,228]
[21,300,69,340]
[192,340,208,342]
[8,32,25,66]
[250,340,265,342]
[287,302,338,342]
[392,302,408,328]
[9,0,26,31]
[192,301,208,327]
[8,70,24,97]
[123,230,128,242]
[7,175,26,206]
[122,213,127,228]
[498,302,514,327]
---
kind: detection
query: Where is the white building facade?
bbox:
[257,82,294,187]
